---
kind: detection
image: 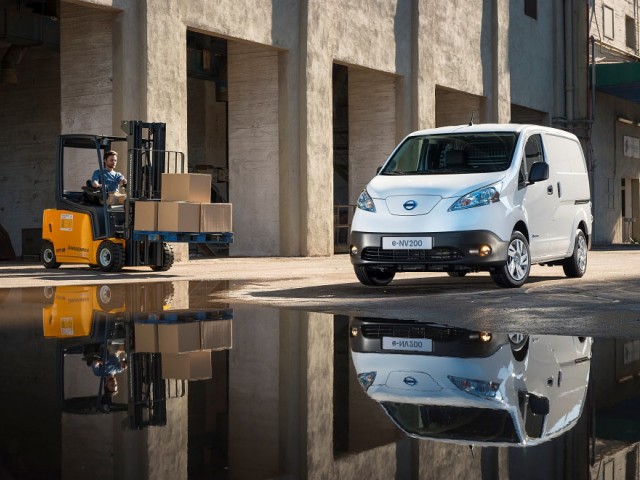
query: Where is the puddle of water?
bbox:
[0,282,638,479]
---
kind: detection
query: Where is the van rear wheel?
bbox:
[490,231,530,288]
[354,265,395,286]
[562,230,587,278]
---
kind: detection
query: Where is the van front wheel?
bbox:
[490,232,530,288]
[562,230,587,278]
[354,265,395,286]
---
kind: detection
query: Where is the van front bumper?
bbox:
[350,230,508,271]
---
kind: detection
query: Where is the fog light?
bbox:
[479,244,492,256]
[350,245,358,255]
[350,327,359,337]
[468,332,492,342]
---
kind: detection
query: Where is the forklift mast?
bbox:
[121,120,169,200]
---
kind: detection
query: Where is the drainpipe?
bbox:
[565,0,574,123]
[0,45,28,84]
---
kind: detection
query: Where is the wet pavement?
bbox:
[1,274,640,479]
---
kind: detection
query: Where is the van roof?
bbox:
[408,123,578,140]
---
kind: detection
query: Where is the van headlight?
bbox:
[357,189,376,212]
[448,375,501,401]
[449,186,500,211]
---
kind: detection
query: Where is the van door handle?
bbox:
[547,185,554,195]
[557,182,562,198]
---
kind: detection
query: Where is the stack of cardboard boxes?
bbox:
[134,173,232,233]
[134,318,232,380]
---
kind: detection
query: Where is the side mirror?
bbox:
[376,166,382,175]
[528,162,549,184]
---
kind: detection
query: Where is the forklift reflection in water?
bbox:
[41,120,233,272]
[42,283,233,429]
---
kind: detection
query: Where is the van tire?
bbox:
[490,231,530,288]
[354,265,395,286]
[562,230,587,278]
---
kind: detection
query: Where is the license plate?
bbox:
[382,236,432,249]
[382,337,433,352]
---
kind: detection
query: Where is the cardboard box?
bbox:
[108,192,126,206]
[161,173,211,203]
[158,201,200,232]
[162,351,212,380]
[134,201,159,231]
[158,322,201,353]
[200,320,232,351]
[200,203,232,232]
[134,323,158,352]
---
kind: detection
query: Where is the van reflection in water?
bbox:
[349,318,592,446]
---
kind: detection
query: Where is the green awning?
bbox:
[595,63,640,103]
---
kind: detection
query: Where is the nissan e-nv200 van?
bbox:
[349,317,592,447]
[349,124,592,288]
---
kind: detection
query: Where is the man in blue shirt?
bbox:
[91,150,127,193]
[90,352,127,377]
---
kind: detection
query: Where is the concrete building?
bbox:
[0,0,637,260]
[585,0,640,244]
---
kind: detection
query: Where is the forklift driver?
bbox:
[91,150,127,193]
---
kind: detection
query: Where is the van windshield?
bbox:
[380,132,518,175]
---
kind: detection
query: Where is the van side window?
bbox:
[519,134,544,187]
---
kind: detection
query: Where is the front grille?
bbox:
[361,247,463,262]
[361,324,464,341]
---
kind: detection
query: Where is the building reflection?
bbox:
[1,284,640,478]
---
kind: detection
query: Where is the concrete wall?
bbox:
[508,0,556,115]
[348,68,397,206]
[227,42,280,256]
[591,92,640,244]
[592,0,640,55]
[0,45,59,257]
[60,3,114,136]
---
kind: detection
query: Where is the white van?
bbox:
[349,318,592,447]
[349,124,592,288]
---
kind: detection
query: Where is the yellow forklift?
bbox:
[41,121,233,272]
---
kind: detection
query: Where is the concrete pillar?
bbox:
[300,1,334,256]
[304,311,335,478]
[228,304,280,477]
[144,0,188,154]
[348,68,397,206]
[491,0,511,123]
[414,0,437,130]
[113,0,190,260]
[60,3,114,136]
[279,50,302,256]
[228,41,280,256]
[60,3,118,191]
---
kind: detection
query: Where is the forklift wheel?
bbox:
[151,242,174,272]
[96,241,125,272]
[41,241,61,269]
